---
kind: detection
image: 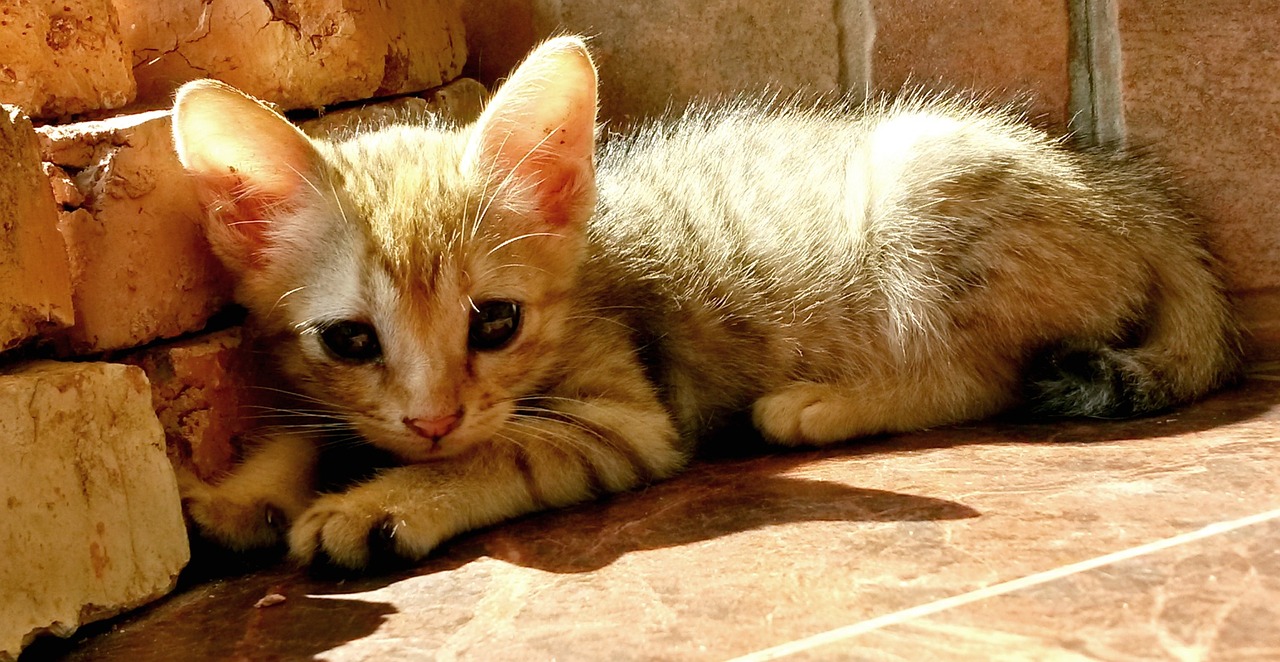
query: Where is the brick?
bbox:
[42,162,83,208]
[37,110,234,355]
[0,0,135,118]
[870,0,1071,129]
[0,106,73,353]
[301,77,489,138]
[114,0,467,111]
[0,361,188,660]
[1116,0,1280,292]
[1237,288,1280,362]
[462,0,540,86]
[121,327,269,482]
[423,77,489,124]
[468,0,843,125]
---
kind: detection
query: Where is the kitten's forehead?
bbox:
[317,124,489,277]
[323,127,472,222]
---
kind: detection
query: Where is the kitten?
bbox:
[171,36,1241,570]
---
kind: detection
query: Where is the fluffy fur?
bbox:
[171,37,1241,570]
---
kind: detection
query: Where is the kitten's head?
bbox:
[172,37,599,462]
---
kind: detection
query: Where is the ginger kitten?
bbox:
[171,37,1241,570]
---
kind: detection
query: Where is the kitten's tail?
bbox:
[1024,250,1244,418]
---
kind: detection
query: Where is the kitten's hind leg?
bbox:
[752,382,887,446]
[753,370,1016,446]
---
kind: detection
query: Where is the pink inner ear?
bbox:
[195,169,300,269]
[174,79,325,272]
[533,166,591,228]
[476,118,597,230]
[465,38,599,230]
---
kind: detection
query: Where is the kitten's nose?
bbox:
[404,410,463,440]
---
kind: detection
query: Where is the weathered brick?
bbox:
[467,0,843,125]
[422,77,488,124]
[0,0,135,118]
[1238,288,1280,362]
[37,110,234,355]
[114,0,467,111]
[301,77,489,138]
[122,327,269,482]
[1116,0,1280,292]
[42,163,84,208]
[462,0,540,86]
[0,361,188,660]
[0,106,73,353]
[870,0,1071,129]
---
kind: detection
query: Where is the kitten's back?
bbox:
[584,96,1241,434]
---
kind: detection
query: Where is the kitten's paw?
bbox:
[179,472,290,552]
[289,493,440,571]
[752,383,863,446]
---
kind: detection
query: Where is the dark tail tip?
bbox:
[1021,344,1147,419]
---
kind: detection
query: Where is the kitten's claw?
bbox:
[364,518,416,571]
[289,494,438,571]
[181,486,290,552]
[264,504,289,537]
[176,466,302,556]
[365,517,398,558]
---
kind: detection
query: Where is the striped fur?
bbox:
[172,37,1240,570]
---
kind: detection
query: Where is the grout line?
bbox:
[730,507,1280,661]
[1067,0,1126,146]
[1088,0,1126,145]
[1067,0,1098,141]
[832,0,875,99]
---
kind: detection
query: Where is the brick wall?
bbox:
[2,0,1277,656]
[0,1,477,657]
[466,0,1280,301]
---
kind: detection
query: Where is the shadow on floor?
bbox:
[27,375,1279,661]
[313,371,1280,590]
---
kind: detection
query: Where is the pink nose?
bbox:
[404,410,463,440]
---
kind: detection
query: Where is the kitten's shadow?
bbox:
[363,372,1280,580]
[176,374,1277,594]
[433,452,980,575]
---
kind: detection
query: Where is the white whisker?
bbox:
[267,285,307,320]
[485,232,564,257]
[563,315,639,333]
[477,262,552,278]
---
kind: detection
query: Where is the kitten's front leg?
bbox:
[180,431,318,551]
[288,398,684,569]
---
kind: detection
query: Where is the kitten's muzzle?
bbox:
[403,410,464,441]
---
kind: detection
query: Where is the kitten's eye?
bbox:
[319,321,382,363]
[469,301,521,351]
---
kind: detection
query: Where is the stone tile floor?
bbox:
[24,361,1280,661]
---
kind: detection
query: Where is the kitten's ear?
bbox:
[463,36,598,229]
[172,79,321,274]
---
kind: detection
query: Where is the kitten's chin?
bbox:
[360,427,481,464]
[372,437,466,463]
[392,446,467,463]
